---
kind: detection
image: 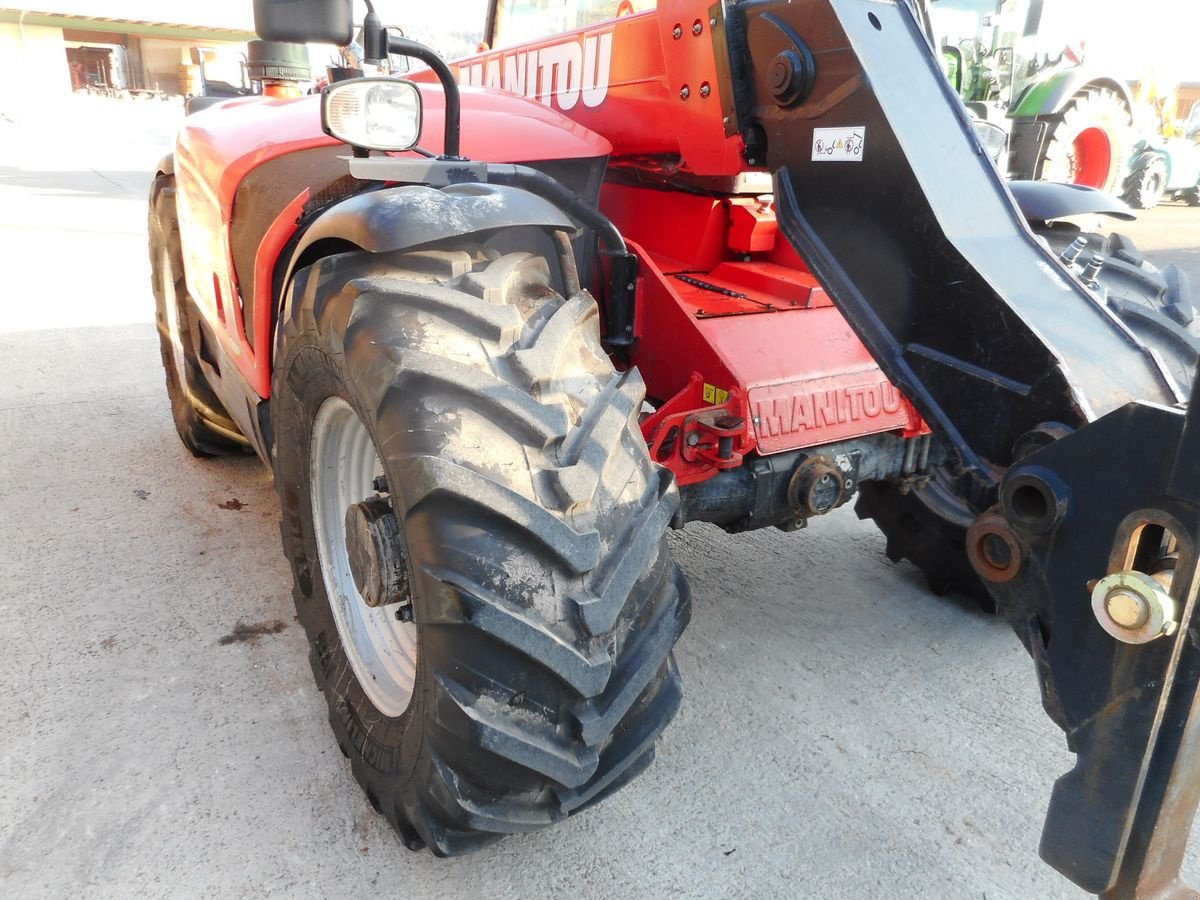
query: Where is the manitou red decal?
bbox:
[458,33,614,110]
[750,379,912,452]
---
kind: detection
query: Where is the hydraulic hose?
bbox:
[487,164,637,347]
[486,164,627,254]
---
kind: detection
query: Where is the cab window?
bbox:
[493,0,655,49]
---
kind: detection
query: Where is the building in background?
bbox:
[0,0,491,102]
[0,5,255,99]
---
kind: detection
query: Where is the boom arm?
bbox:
[718,0,1200,893]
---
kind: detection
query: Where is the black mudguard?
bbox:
[260,181,579,457]
[281,181,576,291]
[1008,179,1135,225]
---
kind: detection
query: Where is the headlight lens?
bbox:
[970,118,1008,169]
[321,78,423,152]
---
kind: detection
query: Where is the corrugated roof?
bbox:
[0,8,255,40]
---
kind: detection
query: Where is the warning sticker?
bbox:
[703,383,730,404]
[811,126,866,162]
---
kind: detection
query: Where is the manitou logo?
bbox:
[458,33,613,111]
[753,381,906,444]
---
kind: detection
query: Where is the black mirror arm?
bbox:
[386,36,462,159]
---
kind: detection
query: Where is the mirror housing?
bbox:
[253,0,353,45]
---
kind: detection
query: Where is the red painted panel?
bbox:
[601,182,728,272]
[173,85,613,400]
[748,373,914,453]
[448,0,746,174]
[248,190,310,397]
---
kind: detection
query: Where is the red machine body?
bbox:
[171,0,924,488]
[451,1,926,484]
[172,86,611,397]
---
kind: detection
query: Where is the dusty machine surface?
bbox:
[149,0,1200,894]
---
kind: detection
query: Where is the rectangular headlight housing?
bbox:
[321,77,423,152]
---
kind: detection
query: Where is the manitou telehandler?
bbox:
[150,0,1200,893]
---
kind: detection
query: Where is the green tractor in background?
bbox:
[928,0,1134,194]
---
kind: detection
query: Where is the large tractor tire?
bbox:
[1122,152,1168,210]
[149,175,247,456]
[272,235,691,855]
[1038,87,1133,194]
[858,230,1198,611]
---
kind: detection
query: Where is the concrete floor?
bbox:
[3,96,1200,899]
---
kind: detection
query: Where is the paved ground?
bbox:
[2,96,1200,899]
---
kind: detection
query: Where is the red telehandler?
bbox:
[150,0,1200,893]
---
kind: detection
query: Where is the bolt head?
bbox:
[700,83,711,98]
[680,85,690,100]
[672,24,682,39]
[770,58,792,91]
[692,21,703,35]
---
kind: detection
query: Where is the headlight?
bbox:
[321,77,423,152]
[970,118,1008,168]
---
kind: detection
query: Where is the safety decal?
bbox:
[811,126,865,162]
[703,383,730,404]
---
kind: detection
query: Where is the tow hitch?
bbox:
[976,398,1200,897]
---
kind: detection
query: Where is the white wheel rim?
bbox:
[310,396,418,717]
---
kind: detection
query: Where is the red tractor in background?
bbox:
[150,0,1200,893]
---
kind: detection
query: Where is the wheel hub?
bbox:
[1070,126,1112,189]
[344,496,410,609]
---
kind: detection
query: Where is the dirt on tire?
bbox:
[272,233,692,854]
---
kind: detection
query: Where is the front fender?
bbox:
[1007,179,1135,224]
[1010,69,1134,119]
[277,181,577,350]
[284,182,574,283]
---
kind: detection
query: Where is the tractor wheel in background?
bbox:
[272,236,691,855]
[857,229,1198,612]
[1122,153,1168,210]
[855,469,993,612]
[1038,87,1133,194]
[148,175,247,457]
